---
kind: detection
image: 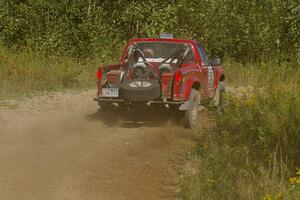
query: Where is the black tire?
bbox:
[183,89,200,129]
[120,79,161,102]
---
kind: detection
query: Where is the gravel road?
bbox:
[0,90,195,200]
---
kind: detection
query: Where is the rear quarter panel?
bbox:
[173,65,204,101]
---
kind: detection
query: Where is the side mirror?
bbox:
[210,57,221,66]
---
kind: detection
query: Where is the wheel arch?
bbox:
[219,74,225,81]
[192,81,201,90]
[213,66,225,87]
[183,79,201,100]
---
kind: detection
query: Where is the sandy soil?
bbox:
[0,90,197,200]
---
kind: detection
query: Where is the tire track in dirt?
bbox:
[0,90,196,200]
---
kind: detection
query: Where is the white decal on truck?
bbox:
[207,66,215,89]
[138,57,177,63]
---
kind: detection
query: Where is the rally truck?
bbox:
[94,35,225,128]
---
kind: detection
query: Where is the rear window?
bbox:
[133,42,195,64]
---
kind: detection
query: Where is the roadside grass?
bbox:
[0,49,117,99]
[181,61,300,200]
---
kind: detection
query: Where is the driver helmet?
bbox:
[143,48,154,58]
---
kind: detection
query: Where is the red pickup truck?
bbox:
[95,36,224,128]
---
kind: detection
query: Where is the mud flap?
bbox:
[179,101,190,111]
[211,81,226,107]
[179,90,197,111]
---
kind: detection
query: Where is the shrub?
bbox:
[181,62,300,200]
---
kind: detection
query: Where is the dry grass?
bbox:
[180,60,300,200]
[0,49,116,99]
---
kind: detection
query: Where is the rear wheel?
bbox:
[183,89,201,129]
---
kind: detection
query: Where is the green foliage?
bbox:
[181,130,298,200]
[0,0,299,61]
[219,61,300,168]
[0,0,123,58]
[181,62,300,200]
[220,86,299,166]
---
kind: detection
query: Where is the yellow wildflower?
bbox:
[289,167,300,185]
[296,168,300,176]
[275,192,282,200]
[264,193,272,200]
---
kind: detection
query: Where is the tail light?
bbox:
[97,68,102,80]
[174,71,183,83]
[97,68,102,96]
[173,70,183,100]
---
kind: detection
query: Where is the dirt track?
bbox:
[0,90,196,200]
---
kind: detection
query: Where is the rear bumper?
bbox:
[93,97,184,105]
[94,97,125,103]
